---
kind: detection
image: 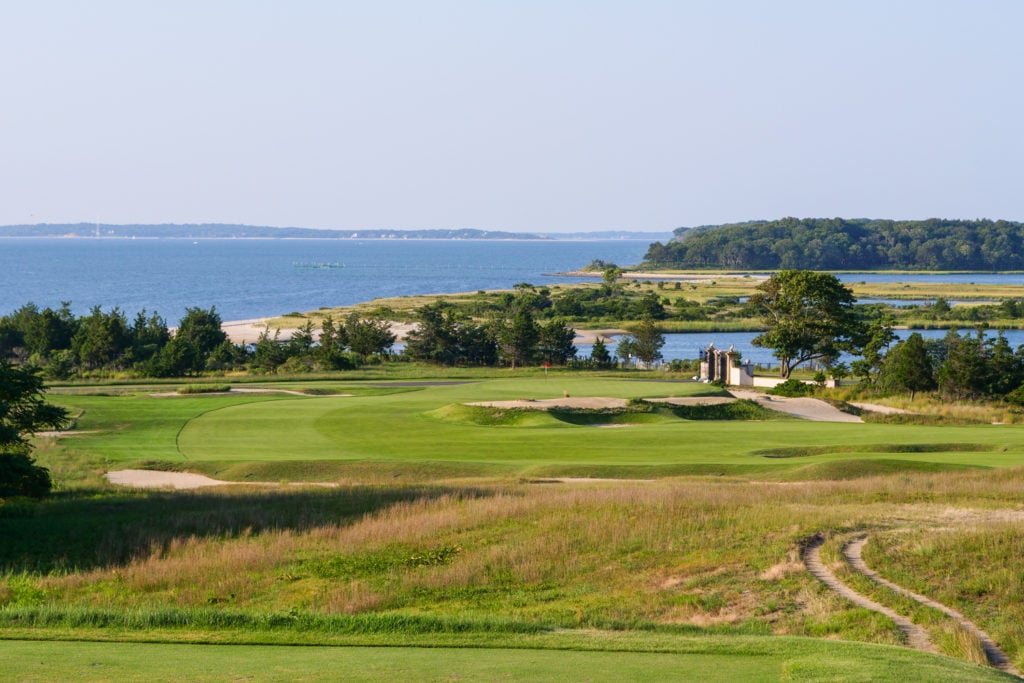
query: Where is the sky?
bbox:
[1,1,1021,233]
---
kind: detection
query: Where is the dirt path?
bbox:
[801,534,934,651]
[804,533,1022,677]
[846,537,1021,677]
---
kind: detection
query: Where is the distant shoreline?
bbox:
[0,235,659,243]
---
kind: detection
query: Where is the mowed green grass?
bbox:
[49,377,1024,475]
[3,636,1013,683]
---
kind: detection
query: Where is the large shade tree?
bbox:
[750,270,864,378]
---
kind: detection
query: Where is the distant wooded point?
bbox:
[644,218,1024,271]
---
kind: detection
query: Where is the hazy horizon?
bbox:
[2,2,1020,232]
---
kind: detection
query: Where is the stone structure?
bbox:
[699,344,755,386]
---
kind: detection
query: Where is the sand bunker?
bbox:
[728,390,862,423]
[106,469,229,489]
[468,397,628,410]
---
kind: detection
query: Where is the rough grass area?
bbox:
[21,375,1024,677]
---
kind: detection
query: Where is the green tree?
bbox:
[627,317,665,367]
[537,318,577,365]
[316,316,353,370]
[935,330,987,400]
[879,332,935,399]
[590,337,613,368]
[157,307,227,375]
[345,314,396,360]
[615,337,635,365]
[252,329,288,372]
[497,308,539,369]
[129,310,170,365]
[71,306,131,370]
[750,270,864,378]
[0,361,68,497]
[405,303,463,366]
[288,320,316,358]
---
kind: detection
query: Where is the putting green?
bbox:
[164,378,1024,471]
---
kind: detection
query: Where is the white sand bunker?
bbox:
[468,397,628,410]
[729,390,862,423]
[106,469,229,489]
[646,396,736,407]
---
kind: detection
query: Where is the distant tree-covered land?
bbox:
[0,224,546,240]
[0,224,673,241]
[644,217,1024,270]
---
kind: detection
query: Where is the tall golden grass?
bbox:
[4,468,1024,668]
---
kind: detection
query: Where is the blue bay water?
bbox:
[2,238,650,322]
[5,238,1024,365]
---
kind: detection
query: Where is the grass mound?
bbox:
[754,443,997,459]
[667,399,790,421]
[183,459,514,483]
[426,404,561,427]
[777,459,982,480]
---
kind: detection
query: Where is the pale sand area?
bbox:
[469,397,629,410]
[728,389,863,423]
[850,401,914,415]
[107,469,230,489]
[222,318,620,345]
[106,469,338,489]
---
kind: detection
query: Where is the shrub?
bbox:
[176,384,231,394]
[767,378,815,397]
[0,453,52,498]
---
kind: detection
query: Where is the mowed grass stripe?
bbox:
[2,637,1011,683]
[178,396,354,460]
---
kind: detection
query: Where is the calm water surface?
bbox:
[6,238,1024,364]
[3,238,649,322]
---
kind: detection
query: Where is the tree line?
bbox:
[0,304,398,378]
[747,270,1024,403]
[644,217,1024,270]
[0,288,667,378]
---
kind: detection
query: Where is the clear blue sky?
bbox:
[1,1,1021,232]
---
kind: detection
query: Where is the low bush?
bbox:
[177,384,231,395]
[767,378,815,397]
